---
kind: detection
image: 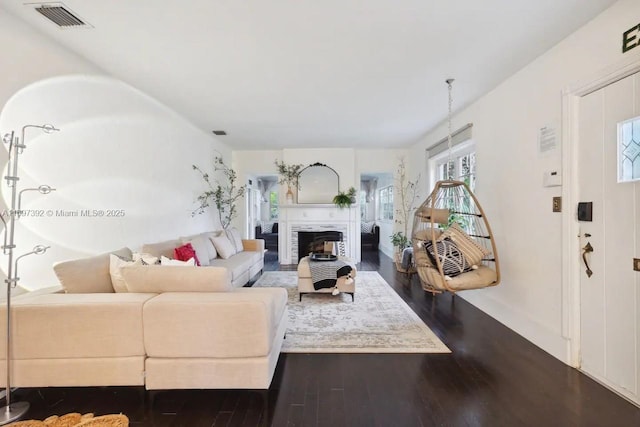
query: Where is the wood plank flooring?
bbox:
[8,250,640,426]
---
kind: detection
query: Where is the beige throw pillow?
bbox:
[109,255,143,293]
[121,265,231,293]
[180,234,211,266]
[439,223,491,266]
[226,227,244,253]
[200,232,218,260]
[211,234,237,259]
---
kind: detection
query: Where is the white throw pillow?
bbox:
[211,234,237,259]
[109,254,143,293]
[226,227,244,253]
[160,256,196,266]
[132,252,159,265]
[180,235,211,266]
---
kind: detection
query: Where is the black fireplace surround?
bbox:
[297,231,343,261]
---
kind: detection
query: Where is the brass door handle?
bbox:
[582,241,594,278]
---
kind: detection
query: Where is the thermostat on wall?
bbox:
[543,170,562,187]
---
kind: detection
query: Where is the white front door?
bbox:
[577,71,640,404]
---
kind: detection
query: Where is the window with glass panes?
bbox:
[435,148,476,190]
[269,191,278,220]
[378,186,393,220]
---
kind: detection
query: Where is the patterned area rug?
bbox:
[253,271,450,353]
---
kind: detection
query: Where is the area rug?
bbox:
[253,271,450,353]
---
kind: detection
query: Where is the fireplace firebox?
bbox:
[297,231,343,262]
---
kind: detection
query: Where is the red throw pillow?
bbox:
[174,243,200,266]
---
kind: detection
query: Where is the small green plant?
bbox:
[347,186,357,203]
[333,191,352,208]
[192,155,246,230]
[390,231,410,249]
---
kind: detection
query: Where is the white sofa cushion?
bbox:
[121,265,231,293]
[142,288,287,358]
[53,247,132,293]
[0,293,154,359]
[209,251,261,282]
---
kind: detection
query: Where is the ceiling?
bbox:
[0,1,617,149]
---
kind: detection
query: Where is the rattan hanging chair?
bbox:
[411,179,500,294]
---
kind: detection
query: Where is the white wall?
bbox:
[409,0,640,363]
[0,75,229,290]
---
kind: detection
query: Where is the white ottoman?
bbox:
[297,256,356,301]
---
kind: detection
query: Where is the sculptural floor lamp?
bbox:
[0,124,58,425]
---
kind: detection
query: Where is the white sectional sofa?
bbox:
[141,231,264,287]
[0,240,287,391]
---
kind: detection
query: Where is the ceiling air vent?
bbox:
[32,3,91,28]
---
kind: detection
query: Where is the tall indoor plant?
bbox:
[392,157,420,272]
[192,155,246,230]
[275,159,304,203]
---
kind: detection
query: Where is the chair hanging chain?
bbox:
[446,78,454,172]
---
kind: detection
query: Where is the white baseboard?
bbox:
[460,291,570,364]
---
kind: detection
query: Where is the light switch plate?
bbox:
[552,197,562,212]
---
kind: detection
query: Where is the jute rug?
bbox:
[253,271,450,353]
[8,412,128,426]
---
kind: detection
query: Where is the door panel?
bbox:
[578,88,606,379]
[601,76,636,393]
[578,71,639,402]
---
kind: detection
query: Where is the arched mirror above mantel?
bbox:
[297,163,339,204]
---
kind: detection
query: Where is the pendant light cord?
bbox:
[446,78,454,171]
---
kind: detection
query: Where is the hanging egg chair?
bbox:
[411,179,500,293]
[411,79,500,294]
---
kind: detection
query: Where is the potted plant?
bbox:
[333,191,352,209]
[192,155,246,230]
[347,186,357,204]
[274,160,304,203]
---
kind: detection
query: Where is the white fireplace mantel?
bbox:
[278,204,361,264]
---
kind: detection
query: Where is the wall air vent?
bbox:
[31,3,92,28]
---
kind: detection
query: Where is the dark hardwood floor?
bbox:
[8,250,640,426]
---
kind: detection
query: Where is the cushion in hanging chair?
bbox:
[418,264,498,292]
[423,238,472,277]
[439,223,491,266]
[416,207,450,224]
